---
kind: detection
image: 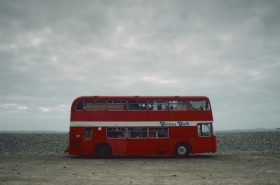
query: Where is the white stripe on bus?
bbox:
[70,121,212,127]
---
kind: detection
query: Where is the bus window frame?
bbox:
[168,100,188,111]
[149,127,169,138]
[197,123,212,137]
[106,127,127,139]
[84,100,106,111]
[148,100,168,111]
[107,100,127,111]
[189,100,211,111]
[75,100,84,111]
[128,127,148,139]
[128,100,147,111]
[84,127,93,139]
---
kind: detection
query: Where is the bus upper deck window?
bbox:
[128,100,147,110]
[85,100,106,111]
[190,100,210,110]
[75,100,83,111]
[148,100,168,110]
[107,100,126,110]
[169,100,187,110]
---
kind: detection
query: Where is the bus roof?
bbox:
[72,96,210,106]
[74,95,209,100]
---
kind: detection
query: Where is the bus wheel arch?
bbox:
[94,143,112,158]
[174,142,191,157]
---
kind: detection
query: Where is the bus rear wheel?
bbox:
[175,143,190,157]
[95,143,112,158]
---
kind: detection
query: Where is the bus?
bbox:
[66,96,216,157]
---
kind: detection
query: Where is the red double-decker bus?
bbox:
[66,96,216,157]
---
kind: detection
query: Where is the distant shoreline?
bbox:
[215,128,280,133]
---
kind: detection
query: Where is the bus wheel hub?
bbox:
[178,146,186,155]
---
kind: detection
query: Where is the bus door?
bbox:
[196,123,213,152]
[127,128,148,155]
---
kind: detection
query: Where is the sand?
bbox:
[1,152,279,184]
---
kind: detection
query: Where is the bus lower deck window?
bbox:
[198,123,211,136]
[128,128,147,138]
[149,127,169,138]
[84,128,92,138]
[107,128,126,138]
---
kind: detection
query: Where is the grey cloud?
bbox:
[1,0,280,131]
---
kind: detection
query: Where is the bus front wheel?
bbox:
[94,143,112,158]
[175,143,191,157]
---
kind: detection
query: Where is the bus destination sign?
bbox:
[160,121,189,126]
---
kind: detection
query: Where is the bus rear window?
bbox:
[190,100,210,110]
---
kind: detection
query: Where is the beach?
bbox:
[0,131,279,184]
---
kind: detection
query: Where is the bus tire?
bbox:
[174,143,191,157]
[94,143,112,158]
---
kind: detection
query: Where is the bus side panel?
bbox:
[106,139,127,155]
[84,111,106,121]
[148,111,168,121]
[70,111,84,121]
[169,127,191,139]
[90,127,109,155]
[188,126,200,154]
[169,126,216,154]
[212,136,217,152]
[81,139,94,155]
[189,110,213,121]
[92,127,130,156]
[191,136,216,153]
[68,127,84,155]
[92,127,106,141]
[168,111,189,121]
[148,138,170,155]
[188,125,217,154]
[127,139,149,155]
[127,111,148,121]
[169,127,193,154]
[106,111,127,121]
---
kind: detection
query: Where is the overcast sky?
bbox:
[1,0,280,131]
